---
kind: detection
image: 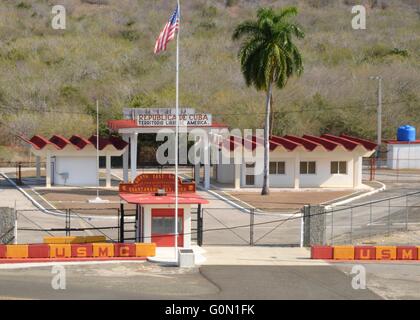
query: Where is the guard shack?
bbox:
[119,173,208,248]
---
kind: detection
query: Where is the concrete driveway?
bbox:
[0,259,380,300]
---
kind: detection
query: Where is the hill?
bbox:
[0,0,419,160]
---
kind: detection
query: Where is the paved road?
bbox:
[334,261,420,300]
[0,261,380,300]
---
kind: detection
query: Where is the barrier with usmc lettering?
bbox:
[311,246,420,261]
[0,243,156,261]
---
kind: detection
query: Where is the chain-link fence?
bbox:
[363,153,420,184]
[201,207,302,246]
[325,191,420,246]
[15,208,120,244]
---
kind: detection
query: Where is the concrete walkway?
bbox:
[201,246,328,266]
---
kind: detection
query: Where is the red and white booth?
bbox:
[119,174,208,248]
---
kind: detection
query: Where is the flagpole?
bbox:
[174,0,180,263]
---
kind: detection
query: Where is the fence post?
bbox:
[331,207,334,246]
[197,205,203,247]
[369,202,373,241]
[120,203,125,243]
[350,207,353,245]
[388,199,391,236]
[117,208,120,243]
[405,195,409,232]
[13,208,18,245]
[250,208,255,246]
[17,162,22,185]
[66,209,71,236]
[300,207,304,248]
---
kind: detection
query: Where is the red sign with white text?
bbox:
[119,174,196,194]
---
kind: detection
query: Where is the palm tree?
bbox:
[233,6,304,195]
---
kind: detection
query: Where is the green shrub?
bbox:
[16,2,31,9]
[225,0,239,7]
[120,30,140,41]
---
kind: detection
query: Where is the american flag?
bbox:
[154,5,180,54]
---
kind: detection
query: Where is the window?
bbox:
[152,217,183,234]
[270,162,286,175]
[331,161,347,174]
[246,175,255,185]
[300,161,316,174]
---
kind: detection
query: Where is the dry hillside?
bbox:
[0,0,419,160]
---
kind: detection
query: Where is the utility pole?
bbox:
[370,76,382,156]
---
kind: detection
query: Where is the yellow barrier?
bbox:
[92,243,114,257]
[6,245,28,259]
[1,242,157,261]
[49,244,71,258]
[84,236,107,243]
[135,243,156,257]
[44,236,84,244]
[333,246,355,260]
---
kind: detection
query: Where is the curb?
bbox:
[0,258,147,269]
[324,181,386,209]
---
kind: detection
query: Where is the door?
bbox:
[151,208,184,247]
[245,162,255,186]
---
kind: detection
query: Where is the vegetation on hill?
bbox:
[0,0,419,160]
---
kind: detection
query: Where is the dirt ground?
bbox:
[35,188,136,215]
[230,190,355,210]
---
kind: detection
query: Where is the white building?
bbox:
[385,139,420,169]
[108,108,228,190]
[22,134,128,187]
[215,134,377,189]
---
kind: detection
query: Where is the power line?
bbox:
[0,105,90,116]
[210,99,416,117]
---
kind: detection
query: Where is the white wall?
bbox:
[298,156,354,188]
[387,144,420,169]
[53,156,97,186]
[216,147,366,189]
[216,163,235,184]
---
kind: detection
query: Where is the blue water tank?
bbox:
[397,125,416,142]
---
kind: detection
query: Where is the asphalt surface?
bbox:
[0,262,380,300]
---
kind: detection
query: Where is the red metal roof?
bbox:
[108,119,229,131]
[22,135,128,151]
[226,134,376,152]
[120,193,209,205]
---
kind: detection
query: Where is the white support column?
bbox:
[234,163,241,190]
[35,156,41,179]
[294,153,300,189]
[353,156,361,188]
[183,206,191,248]
[130,133,138,182]
[46,151,51,188]
[106,155,111,188]
[122,134,129,182]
